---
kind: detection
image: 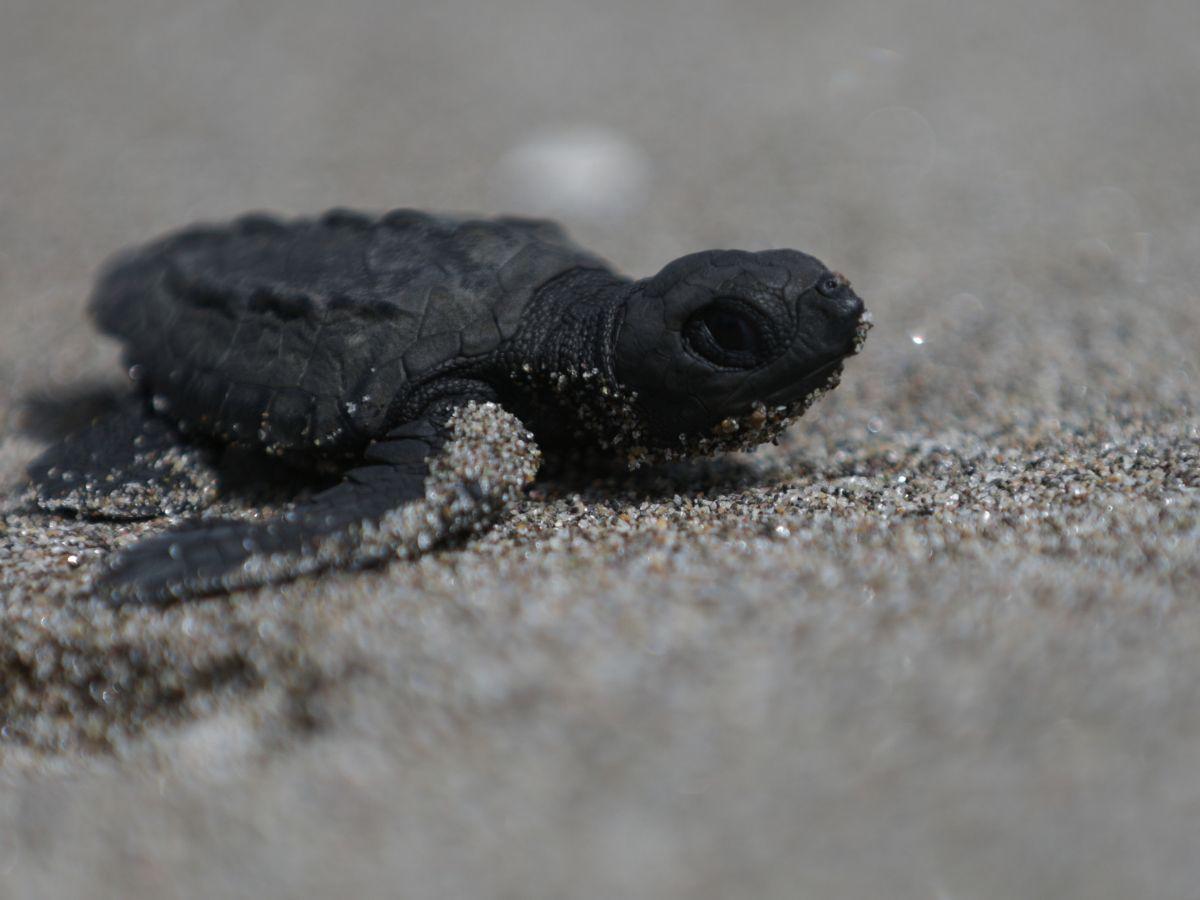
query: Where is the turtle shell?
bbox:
[90,209,607,454]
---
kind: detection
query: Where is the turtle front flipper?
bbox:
[97,397,540,605]
[25,398,219,519]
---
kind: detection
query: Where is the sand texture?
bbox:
[1,0,1198,897]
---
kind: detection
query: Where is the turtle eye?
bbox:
[684,302,767,368]
[705,309,756,353]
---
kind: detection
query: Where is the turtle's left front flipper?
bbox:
[99,398,540,605]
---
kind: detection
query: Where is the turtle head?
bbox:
[613,249,870,460]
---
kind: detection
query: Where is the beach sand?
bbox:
[1,0,1198,896]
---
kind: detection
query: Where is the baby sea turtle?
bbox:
[25,210,870,604]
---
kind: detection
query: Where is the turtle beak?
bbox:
[759,356,846,408]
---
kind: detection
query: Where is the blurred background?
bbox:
[4,0,1197,409]
[1,0,1198,898]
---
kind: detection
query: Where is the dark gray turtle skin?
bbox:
[25,209,870,603]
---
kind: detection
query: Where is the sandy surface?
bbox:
[1,0,1198,896]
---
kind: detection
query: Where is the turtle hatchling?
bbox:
[25,209,871,603]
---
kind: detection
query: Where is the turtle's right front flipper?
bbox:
[98,398,540,605]
[25,397,219,519]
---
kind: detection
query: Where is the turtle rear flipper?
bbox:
[98,397,540,605]
[26,399,218,519]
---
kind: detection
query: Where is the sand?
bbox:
[1,0,1198,896]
